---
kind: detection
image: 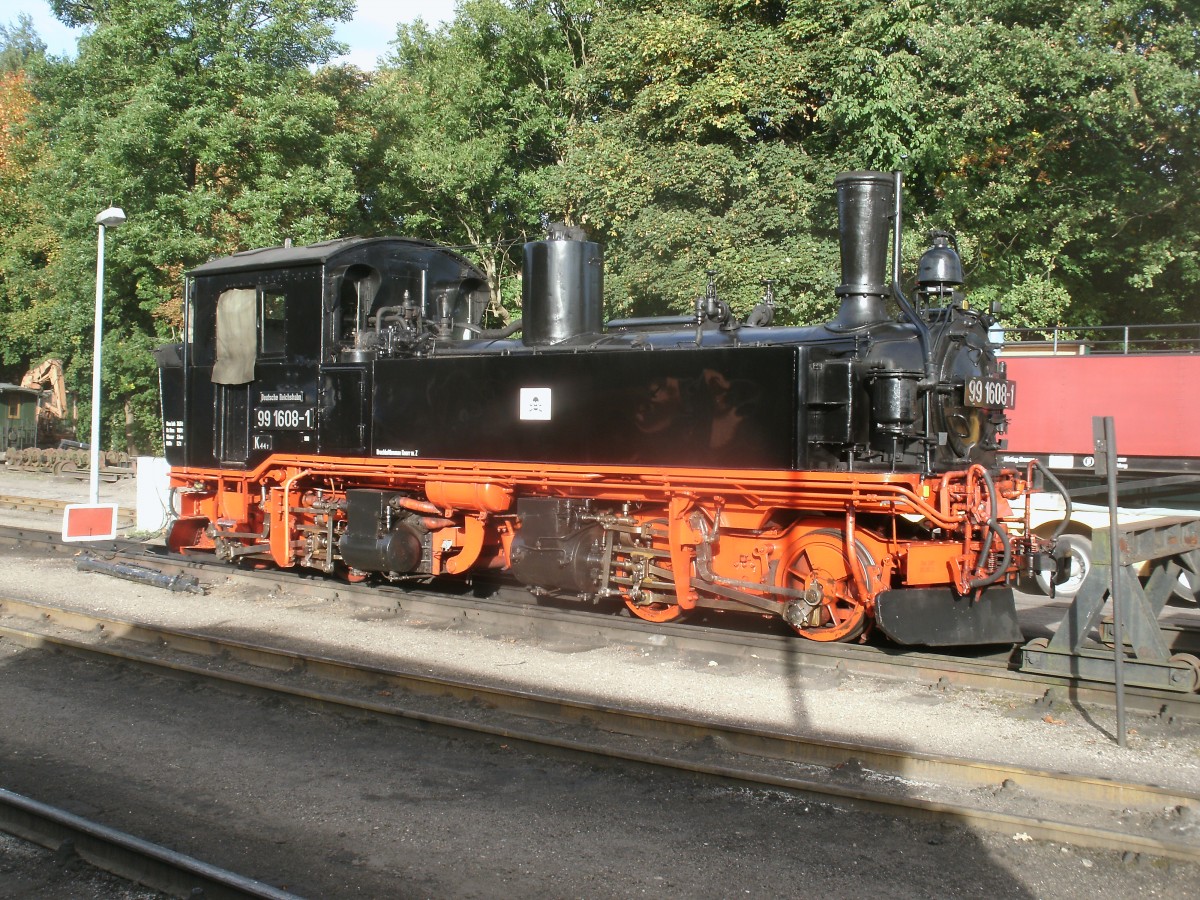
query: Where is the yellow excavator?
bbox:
[8,359,131,476]
[19,358,73,445]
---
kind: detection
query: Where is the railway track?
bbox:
[0,788,300,899]
[2,518,1196,722]
[1,590,1198,863]
[3,519,1200,860]
[0,493,136,529]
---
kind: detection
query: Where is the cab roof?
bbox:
[187,237,479,278]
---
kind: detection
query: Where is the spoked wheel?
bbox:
[777,529,872,642]
[618,546,687,623]
[623,597,687,623]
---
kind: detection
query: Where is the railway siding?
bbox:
[2,469,1199,871]
[1,592,1199,861]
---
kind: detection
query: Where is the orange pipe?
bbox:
[844,507,870,603]
[396,496,442,516]
[168,454,1027,536]
[426,480,512,513]
[279,469,311,566]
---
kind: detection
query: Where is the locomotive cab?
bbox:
[158,238,490,470]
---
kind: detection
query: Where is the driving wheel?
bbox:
[777,528,872,642]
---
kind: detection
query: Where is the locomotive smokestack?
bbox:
[522,225,604,346]
[829,171,895,331]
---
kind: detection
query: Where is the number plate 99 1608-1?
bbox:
[964,376,1017,409]
[254,407,316,429]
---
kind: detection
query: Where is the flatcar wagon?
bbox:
[157,172,1047,646]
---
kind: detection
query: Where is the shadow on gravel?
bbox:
[0,601,1053,898]
[777,631,1037,898]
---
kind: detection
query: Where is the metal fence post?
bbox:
[1093,416,1126,747]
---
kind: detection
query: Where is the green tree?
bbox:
[797,0,1200,326]
[0,16,55,387]
[0,14,46,74]
[0,0,361,453]
[557,0,1200,326]
[552,0,835,322]
[366,0,594,318]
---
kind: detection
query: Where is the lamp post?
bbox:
[89,206,126,505]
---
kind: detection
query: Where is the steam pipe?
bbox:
[844,507,871,602]
[890,171,939,472]
[968,466,1013,590]
[689,512,811,603]
[1030,460,1074,542]
[393,496,443,516]
[890,171,935,385]
[457,318,524,338]
[281,469,312,566]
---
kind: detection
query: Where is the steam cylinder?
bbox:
[829,171,895,331]
[522,238,603,345]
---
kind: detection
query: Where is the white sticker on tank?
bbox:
[1048,454,1075,469]
[520,387,552,421]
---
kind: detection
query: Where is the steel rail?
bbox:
[0,787,302,900]
[108,547,1200,718]
[0,494,135,528]
[1,520,1197,721]
[1,597,1197,862]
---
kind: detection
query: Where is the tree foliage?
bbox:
[795,0,1200,325]
[0,0,1196,453]
[364,0,592,317]
[557,0,1200,325]
[0,14,46,73]
[551,0,837,321]
[0,0,359,451]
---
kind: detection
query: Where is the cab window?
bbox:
[261,290,287,356]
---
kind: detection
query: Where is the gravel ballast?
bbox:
[1,468,1198,897]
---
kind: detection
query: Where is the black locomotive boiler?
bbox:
[157,171,1043,645]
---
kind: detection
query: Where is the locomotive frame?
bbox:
[157,172,1044,646]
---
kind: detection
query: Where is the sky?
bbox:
[6,1,460,70]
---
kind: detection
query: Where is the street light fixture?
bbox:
[89,206,126,505]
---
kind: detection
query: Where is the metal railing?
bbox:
[995,322,1200,355]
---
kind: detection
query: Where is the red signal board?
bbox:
[62,504,119,542]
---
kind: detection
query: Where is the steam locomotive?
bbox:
[157,171,1045,646]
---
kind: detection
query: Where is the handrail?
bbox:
[993,322,1200,355]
